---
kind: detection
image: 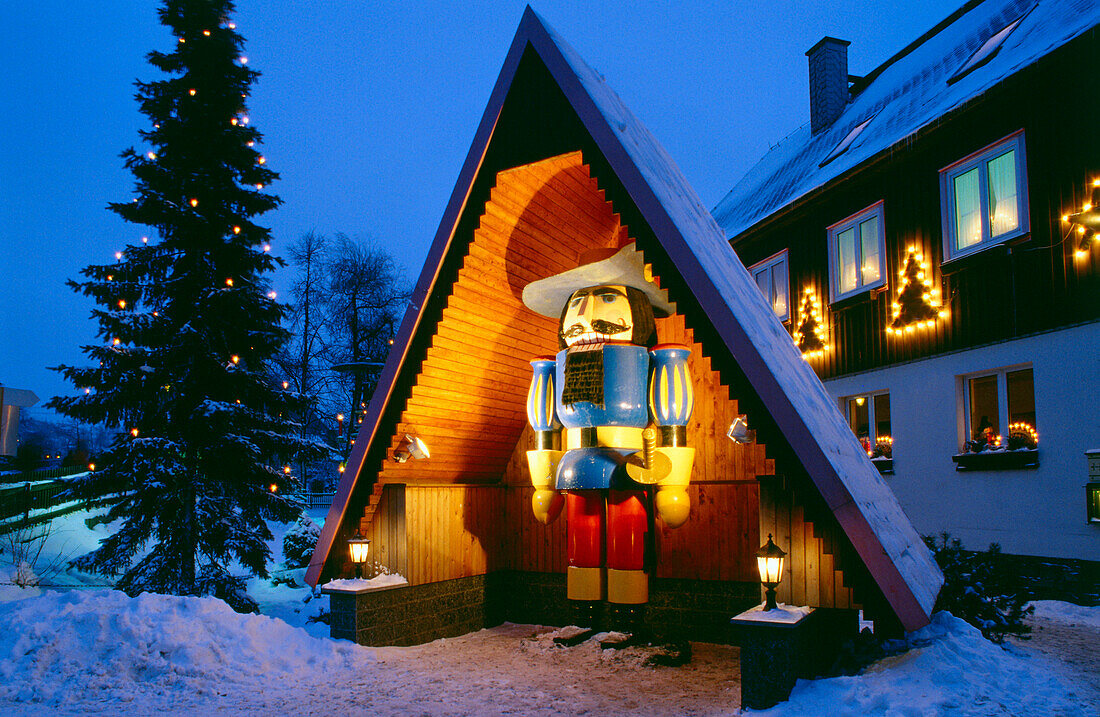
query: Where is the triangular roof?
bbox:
[714,0,1099,238]
[307,6,942,632]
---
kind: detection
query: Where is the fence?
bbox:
[0,465,86,483]
[297,492,336,510]
[0,481,71,522]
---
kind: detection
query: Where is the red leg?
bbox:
[606,490,648,604]
[566,491,605,601]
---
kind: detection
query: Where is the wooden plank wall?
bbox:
[758,477,856,610]
[374,151,621,485]
[360,484,408,579]
[402,484,505,585]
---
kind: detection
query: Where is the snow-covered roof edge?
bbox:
[714,0,1100,239]
[309,6,944,631]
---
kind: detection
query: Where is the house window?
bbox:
[827,201,886,302]
[749,250,790,322]
[962,366,1036,452]
[841,391,892,461]
[940,132,1029,260]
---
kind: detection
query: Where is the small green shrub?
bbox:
[925,533,1033,643]
[282,514,321,569]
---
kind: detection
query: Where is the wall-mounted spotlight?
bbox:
[393,434,430,463]
[727,415,755,444]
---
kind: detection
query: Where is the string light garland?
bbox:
[793,287,828,359]
[886,247,947,335]
[1068,177,1100,259]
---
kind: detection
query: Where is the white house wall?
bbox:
[823,321,1100,561]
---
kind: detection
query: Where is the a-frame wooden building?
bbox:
[306,7,941,645]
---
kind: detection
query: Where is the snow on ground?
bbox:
[2,509,1097,715]
[1029,600,1100,629]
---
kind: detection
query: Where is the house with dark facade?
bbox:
[714,0,1099,579]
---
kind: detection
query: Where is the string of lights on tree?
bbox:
[1067,177,1100,259]
[793,287,829,359]
[46,2,326,612]
[885,247,948,335]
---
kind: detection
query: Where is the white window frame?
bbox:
[957,364,1035,452]
[839,390,891,456]
[939,131,1029,262]
[748,249,791,323]
[826,201,887,303]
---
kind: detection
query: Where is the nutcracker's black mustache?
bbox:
[561,319,631,339]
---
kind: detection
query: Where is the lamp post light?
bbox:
[756,533,787,611]
[347,531,371,579]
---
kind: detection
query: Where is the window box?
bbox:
[952,449,1039,471]
[940,131,1029,261]
[827,201,886,303]
[748,250,791,323]
[960,366,1037,454]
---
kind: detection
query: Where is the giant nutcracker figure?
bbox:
[521,242,694,629]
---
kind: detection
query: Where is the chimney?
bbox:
[805,37,851,135]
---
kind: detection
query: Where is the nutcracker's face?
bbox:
[560,284,633,348]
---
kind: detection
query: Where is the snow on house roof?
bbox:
[713,0,1100,239]
[311,6,942,630]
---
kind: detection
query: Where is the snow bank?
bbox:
[1029,600,1100,629]
[752,612,1092,716]
[324,573,408,590]
[0,589,371,709]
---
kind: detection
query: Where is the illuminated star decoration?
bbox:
[886,247,948,335]
[1068,178,1100,259]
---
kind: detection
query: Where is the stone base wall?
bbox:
[329,576,489,646]
[330,571,760,647]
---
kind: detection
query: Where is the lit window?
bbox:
[827,201,886,302]
[961,366,1036,453]
[940,132,1029,260]
[749,249,790,322]
[841,392,892,462]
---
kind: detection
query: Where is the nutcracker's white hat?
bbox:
[521,242,674,318]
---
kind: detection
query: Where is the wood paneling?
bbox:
[758,476,856,611]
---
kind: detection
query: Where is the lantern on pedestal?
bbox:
[756,533,787,611]
[347,531,371,579]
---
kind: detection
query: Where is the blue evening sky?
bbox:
[1,0,955,413]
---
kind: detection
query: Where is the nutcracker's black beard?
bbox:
[561,347,604,408]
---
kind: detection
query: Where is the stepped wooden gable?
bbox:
[307,7,941,634]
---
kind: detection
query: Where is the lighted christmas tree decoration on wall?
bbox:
[1067,177,1099,259]
[886,247,948,335]
[793,287,828,359]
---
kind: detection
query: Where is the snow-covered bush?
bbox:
[282,514,321,568]
[925,533,1033,643]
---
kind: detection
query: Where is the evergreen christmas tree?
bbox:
[793,288,827,358]
[49,0,325,612]
[887,248,943,334]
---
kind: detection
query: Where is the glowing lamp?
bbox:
[88,463,96,471]
[756,534,787,611]
[130,428,139,437]
[269,483,277,492]
[347,531,371,578]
